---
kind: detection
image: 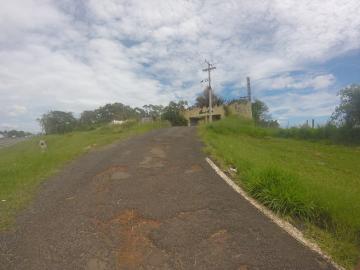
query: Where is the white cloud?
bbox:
[1,0,360,131]
[256,73,336,91]
[8,105,27,117]
[264,90,339,125]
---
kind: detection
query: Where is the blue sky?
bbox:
[0,0,360,131]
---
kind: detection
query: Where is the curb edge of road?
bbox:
[206,157,344,270]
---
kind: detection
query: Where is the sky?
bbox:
[1,0,360,132]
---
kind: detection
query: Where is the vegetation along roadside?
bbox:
[199,116,360,269]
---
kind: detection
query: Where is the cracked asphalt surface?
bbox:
[0,127,337,270]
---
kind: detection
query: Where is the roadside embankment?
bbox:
[199,117,360,269]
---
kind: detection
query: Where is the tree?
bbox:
[94,103,139,123]
[261,119,280,128]
[252,99,269,123]
[134,107,146,118]
[79,110,97,126]
[162,101,188,126]
[142,104,164,120]
[195,87,224,108]
[331,84,360,128]
[38,111,77,134]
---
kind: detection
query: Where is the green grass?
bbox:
[200,116,360,269]
[0,121,169,230]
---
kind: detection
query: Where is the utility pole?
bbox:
[202,60,216,122]
[246,77,252,102]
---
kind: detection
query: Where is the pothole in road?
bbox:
[95,165,129,179]
[111,171,130,180]
[94,165,130,193]
[139,145,168,169]
[185,164,202,174]
[94,210,169,269]
[139,156,164,168]
[150,147,166,158]
[86,258,107,270]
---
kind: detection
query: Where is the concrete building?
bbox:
[182,101,252,126]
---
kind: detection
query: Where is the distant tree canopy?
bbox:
[38,102,168,134]
[162,101,188,126]
[94,103,139,123]
[195,87,224,108]
[142,104,164,120]
[252,99,269,123]
[331,84,360,128]
[79,110,97,126]
[252,99,279,128]
[38,111,77,134]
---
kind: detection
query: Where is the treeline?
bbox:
[38,101,188,135]
[0,130,32,138]
[277,85,360,144]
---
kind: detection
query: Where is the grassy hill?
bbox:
[0,121,168,230]
[200,116,360,269]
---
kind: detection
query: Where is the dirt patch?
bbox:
[95,166,129,179]
[209,229,229,244]
[94,210,168,269]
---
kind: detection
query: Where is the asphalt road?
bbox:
[0,127,336,270]
[0,137,28,149]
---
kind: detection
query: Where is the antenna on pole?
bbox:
[246,76,252,102]
[202,60,216,122]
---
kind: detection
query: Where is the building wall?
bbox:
[182,101,252,125]
[227,102,252,119]
[183,105,225,120]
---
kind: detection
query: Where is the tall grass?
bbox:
[276,124,360,145]
[200,117,360,269]
[0,121,169,230]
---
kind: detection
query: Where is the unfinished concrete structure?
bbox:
[182,101,252,126]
